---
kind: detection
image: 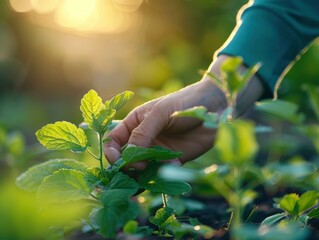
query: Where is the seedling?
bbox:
[16,89,194,239]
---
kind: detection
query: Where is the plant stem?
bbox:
[98,133,106,178]
[162,194,168,208]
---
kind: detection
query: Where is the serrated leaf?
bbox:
[105,91,134,111]
[80,89,104,128]
[122,146,182,166]
[298,191,318,214]
[36,121,87,152]
[84,167,103,189]
[141,178,191,195]
[16,159,88,192]
[307,207,319,219]
[37,169,91,204]
[261,213,286,226]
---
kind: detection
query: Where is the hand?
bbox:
[104,55,264,168]
[104,56,231,168]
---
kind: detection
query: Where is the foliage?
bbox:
[16,89,208,239]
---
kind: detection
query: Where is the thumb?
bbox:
[128,106,168,147]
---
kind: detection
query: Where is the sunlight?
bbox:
[55,0,97,30]
[112,0,143,12]
[31,0,62,14]
[9,0,32,12]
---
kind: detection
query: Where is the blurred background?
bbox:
[1,1,319,238]
[1,0,319,144]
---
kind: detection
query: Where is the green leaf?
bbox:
[105,91,134,111]
[172,106,218,129]
[80,89,104,128]
[214,120,258,166]
[149,207,175,229]
[84,167,103,189]
[261,213,286,226]
[123,220,138,234]
[307,207,319,219]
[221,56,244,95]
[255,100,304,123]
[36,121,88,152]
[16,159,88,192]
[141,178,191,195]
[37,169,91,204]
[108,172,139,196]
[279,193,299,217]
[298,191,318,214]
[122,146,182,166]
[303,84,319,121]
[96,190,139,238]
[91,108,116,134]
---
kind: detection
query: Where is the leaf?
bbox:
[84,167,103,189]
[141,178,191,195]
[149,207,175,229]
[172,106,218,129]
[255,100,304,123]
[307,207,319,219]
[105,91,134,111]
[36,121,88,152]
[91,108,116,134]
[108,172,139,196]
[214,120,258,166]
[80,89,104,128]
[123,220,138,234]
[261,213,286,226]
[122,146,182,166]
[96,190,139,238]
[16,159,88,192]
[279,193,299,217]
[298,191,318,214]
[37,169,91,204]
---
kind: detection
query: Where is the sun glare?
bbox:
[9,0,32,12]
[8,0,142,34]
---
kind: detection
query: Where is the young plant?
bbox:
[261,191,319,228]
[16,89,192,239]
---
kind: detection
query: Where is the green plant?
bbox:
[16,89,194,239]
[261,191,319,227]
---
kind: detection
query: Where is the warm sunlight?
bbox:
[9,0,141,34]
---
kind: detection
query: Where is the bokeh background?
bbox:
[1,1,319,238]
[1,0,319,141]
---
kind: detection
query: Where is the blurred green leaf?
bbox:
[16,159,88,192]
[214,120,258,166]
[36,121,87,152]
[279,193,299,217]
[303,84,319,121]
[261,213,286,227]
[105,91,134,111]
[37,169,91,204]
[298,191,318,213]
[307,207,319,220]
[123,220,138,234]
[149,207,175,229]
[255,100,304,123]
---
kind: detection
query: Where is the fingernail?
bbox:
[105,147,121,163]
[127,143,136,148]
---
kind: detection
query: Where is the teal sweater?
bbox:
[217,0,319,96]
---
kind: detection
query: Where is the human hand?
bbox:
[104,56,232,168]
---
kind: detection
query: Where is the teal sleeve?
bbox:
[217,0,319,95]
